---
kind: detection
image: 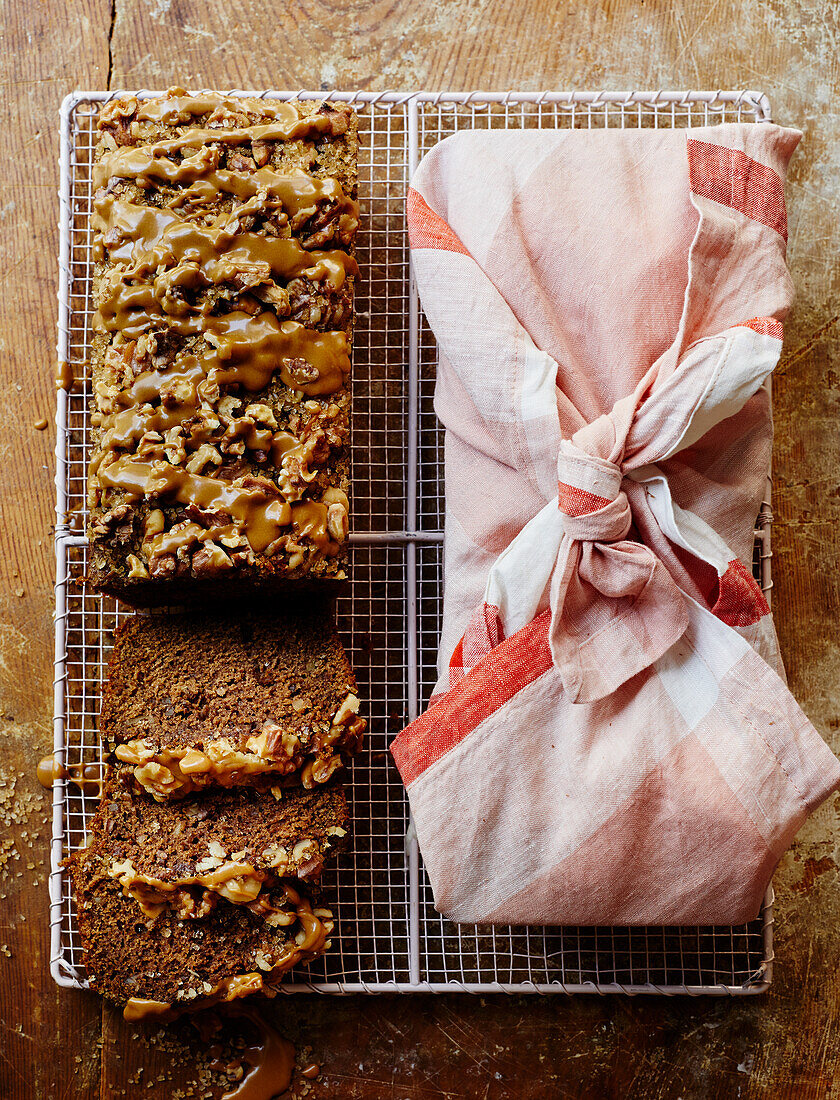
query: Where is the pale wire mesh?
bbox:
[52,90,774,995]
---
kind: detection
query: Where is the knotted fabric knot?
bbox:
[550,436,689,704]
[556,441,631,543]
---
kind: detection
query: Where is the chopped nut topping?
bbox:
[88,97,356,590]
[126,554,149,580]
[333,693,360,725]
[327,501,349,543]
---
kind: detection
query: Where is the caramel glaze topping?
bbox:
[90,109,353,573]
[93,156,359,241]
[108,857,292,922]
[89,310,346,554]
[91,196,357,287]
[134,92,300,125]
[98,460,329,554]
[94,309,350,397]
[96,115,347,179]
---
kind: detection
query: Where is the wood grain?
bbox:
[3,0,839,1096]
[0,2,111,1098]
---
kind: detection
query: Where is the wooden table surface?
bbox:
[2,1,839,1096]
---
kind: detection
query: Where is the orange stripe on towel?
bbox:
[713,558,770,628]
[738,317,784,340]
[557,480,613,518]
[407,188,471,255]
[687,139,788,242]
[391,611,553,786]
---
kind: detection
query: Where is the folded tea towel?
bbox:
[391,123,840,925]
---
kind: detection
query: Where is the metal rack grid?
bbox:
[52,89,776,997]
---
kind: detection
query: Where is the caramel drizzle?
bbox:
[95,115,346,193]
[95,151,357,228]
[97,460,330,554]
[92,196,356,287]
[94,304,349,395]
[134,93,300,125]
[170,166,359,231]
[122,885,332,1022]
[37,753,66,788]
[89,311,344,552]
[36,754,102,795]
[91,105,352,568]
[109,858,272,919]
[55,359,76,392]
[98,396,302,462]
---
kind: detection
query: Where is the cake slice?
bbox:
[68,844,333,1020]
[94,768,348,921]
[100,606,365,800]
[87,89,359,605]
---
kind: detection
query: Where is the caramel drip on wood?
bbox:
[220,1008,295,1100]
[55,360,75,392]
[123,998,172,1022]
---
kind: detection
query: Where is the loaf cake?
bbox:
[86,89,358,604]
[68,842,333,1019]
[100,606,366,800]
[93,768,348,921]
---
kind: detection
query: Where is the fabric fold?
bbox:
[391,122,840,926]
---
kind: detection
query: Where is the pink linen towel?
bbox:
[390,123,840,926]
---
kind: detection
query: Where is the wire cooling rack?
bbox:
[52,89,776,996]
